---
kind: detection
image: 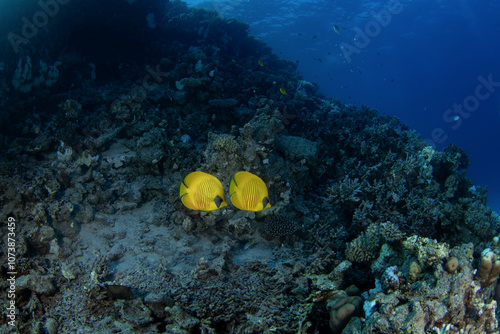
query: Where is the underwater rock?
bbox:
[27,130,54,153]
[191,257,210,280]
[144,292,170,320]
[309,260,352,291]
[444,173,460,198]
[73,204,95,224]
[49,201,79,238]
[61,261,78,281]
[102,142,136,169]
[276,135,318,163]
[29,225,56,254]
[120,299,153,326]
[165,305,200,330]
[190,253,228,280]
[408,261,422,282]
[105,284,133,300]
[44,317,58,334]
[240,106,284,143]
[228,216,251,235]
[60,99,83,119]
[17,274,57,296]
[107,244,127,262]
[181,217,196,233]
[31,202,48,224]
[370,243,398,276]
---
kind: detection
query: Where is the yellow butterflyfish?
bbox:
[229,171,271,212]
[279,88,287,95]
[258,60,264,67]
[179,171,227,212]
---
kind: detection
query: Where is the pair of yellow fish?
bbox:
[179,171,271,212]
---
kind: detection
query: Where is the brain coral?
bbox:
[264,215,297,238]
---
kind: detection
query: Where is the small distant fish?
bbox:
[231,59,237,63]
[258,60,264,67]
[179,171,227,212]
[229,171,271,212]
[312,35,318,39]
[298,32,302,36]
[279,88,287,95]
[333,24,341,35]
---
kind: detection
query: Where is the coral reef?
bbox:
[351,240,499,334]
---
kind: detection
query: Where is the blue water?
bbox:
[189,0,500,213]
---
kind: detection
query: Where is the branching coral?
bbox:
[379,221,405,242]
[345,221,405,264]
[327,175,363,204]
[345,223,380,263]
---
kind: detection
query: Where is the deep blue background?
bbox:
[192,0,500,213]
